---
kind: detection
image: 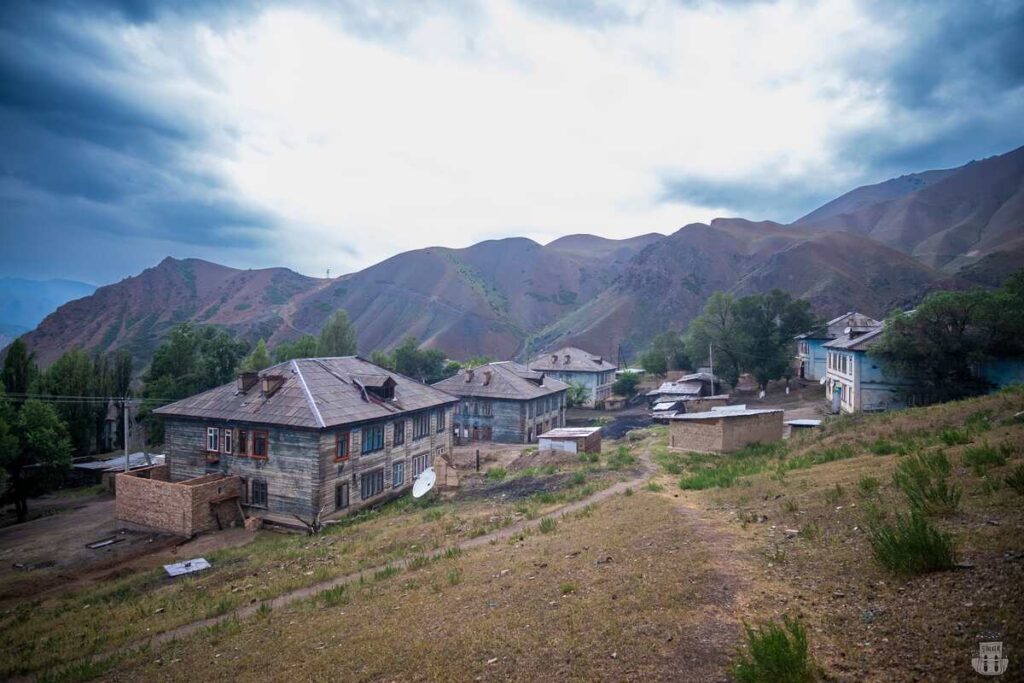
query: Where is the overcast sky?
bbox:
[1,0,1021,284]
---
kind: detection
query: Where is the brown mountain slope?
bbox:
[21,258,327,368]
[797,144,1024,273]
[533,218,962,358]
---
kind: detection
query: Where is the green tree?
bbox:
[0,397,73,523]
[41,349,95,456]
[650,331,691,371]
[734,289,817,390]
[370,336,457,384]
[317,311,357,357]
[241,339,272,372]
[273,335,319,362]
[638,349,668,377]
[90,350,133,453]
[2,338,38,398]
[684,292,744,388]
[565,382,588,408]
[612,371,641,397]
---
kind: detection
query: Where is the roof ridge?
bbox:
[291,360,326,428]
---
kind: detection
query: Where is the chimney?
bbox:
[261,374,286,397]
[237,372,259,393]
[594,356,602,364]
[483,370,492,386]
[551,354,558,364]
[465,368,475,383]
[564,354,571,364]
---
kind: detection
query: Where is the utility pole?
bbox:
[123,399,130,473]
[709,343,715,393]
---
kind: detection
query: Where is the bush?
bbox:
[1006,464,1024,496]
[892,452,961,516]
[867,511,956,574]
[568,471,586,487]
[485,467,507,482]
[857,476,880,498]
[962,442,1008,474]
[868,439,897,455]
[321,585,349,606]
[730,616,815,683]
[539,517,557,534]
[939,428,969,446]
[607,446,636,470]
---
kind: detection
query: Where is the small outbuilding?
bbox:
[668,406,784,454]
[538,427,602,455]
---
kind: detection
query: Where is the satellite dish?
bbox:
[412,467,436,498]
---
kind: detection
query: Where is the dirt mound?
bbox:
[507,448,580,472]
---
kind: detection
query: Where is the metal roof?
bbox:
[74,452,166,471]
[155,357,458,429]
[669,408,783,420]
[822,325,885,350]
[529,346,617,373]
[432,361,567,401]
[786,419,822,427]
[538,427,602,438]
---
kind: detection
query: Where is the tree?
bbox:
[565,382,588,408]
[0,397,72,523]
[241,339,272,372]
[870,279,1023,403]
[651,331,691,371]
[2,338,37,398]
[89,350,133,453]
[370,336,458,384]
[734,289,817,390]
[638,349,668,377]
[684,292,744,388]
[40,349,94,457]
[317,311,357,357]
[612,371,641,397]
[274,335,319,362]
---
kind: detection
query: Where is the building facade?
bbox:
[149,357,458,522]
[433,362,567,444]
[528,347,616,408]
[823,326,911,413]
[667,407,784,454]
[795,312,880,381]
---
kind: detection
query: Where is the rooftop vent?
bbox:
[551,354,558,364]
[465,368,475,383]
[564,354,571,364]
[261,374,286,397]
[482,370,493,386]
[237,372,259,393]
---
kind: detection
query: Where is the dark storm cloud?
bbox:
[658,176,835,224]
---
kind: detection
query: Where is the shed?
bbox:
[538,427,602,454]
[667,408,783,454]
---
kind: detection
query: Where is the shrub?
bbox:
[868,439,897,455]
[568,471,586,487]
[539,517,557,534]
[867,511,956,574]
[962,442,1007,474]
[623,487,633,497]
[486,467,507,482]
[939,428,969,446]
[608,446,637,470]
[321,585,348,606]
[256,602,273,618]
[965,410,994,434]
[730,616,815,683]
[892,451,961,516]
[1006,464,1024,496]
[560,583,575,595]
[579,451,600,463]
[374,565,400,581]
[857,476,880,498]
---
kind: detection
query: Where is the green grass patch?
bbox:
[730,616,815,683]
[446,568,462,585]
[320,585,349,606]
[939,428,970,446]
[560,583,576,595]
[539,517,557,534]
[607,446,636,470]
[962,442,1008,474]
[857,476,880,498]
[867,511,956,575]
[1006,464,1024,496]
[892,451,961,516]
[868,439,897,455]
[373,565,400,582]
[823,483,844,505]
[485,467,507,482]
[645,481,664,493]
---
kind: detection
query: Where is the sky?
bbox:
[0,0,1022,285]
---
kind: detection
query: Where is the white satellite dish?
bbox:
[412,467,436,498]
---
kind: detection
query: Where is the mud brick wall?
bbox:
[720,412,783,453]
[186,476,243,533]
[668,419,724,454]
[115,466,192,536]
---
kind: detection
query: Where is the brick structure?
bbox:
[115,465,243,537]
[668,408,783,454]
[538,427,602,454]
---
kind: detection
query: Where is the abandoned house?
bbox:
[528,347,616,407]
[645,372,721,405]
[432,361,567,444]
[667,406,784,454]
[538,426,602,454]
[117,357,458,535]
[823,324,912,414]
[794,312,880,381]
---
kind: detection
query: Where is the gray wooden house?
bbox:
[432,361,567,444]
[152,357,458,523]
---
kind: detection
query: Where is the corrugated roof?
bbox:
[647,380,703,397]
[669,408,782,420]
[155,357,458,429]
[433,361,567,400]
[796,312,881,341]
[529,346,617,373]
[539,427,601,438]
[823,325,885,350]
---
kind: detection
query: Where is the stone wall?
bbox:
[668,418,724,454]
[115,465,243,536]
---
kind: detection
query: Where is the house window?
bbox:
[436,408,446,433]
[252,431,269,459]
[237,429,248,456]
[361,423,384,454]
[206,427,219,452]
[360,469,384,499]
[479,400,493,417]
[250,479,268,508]
[222,428,233,454]
[413,412,430,439]
[336,432,350,461]
[412,452,430,477]
[335,482,349,510]
[393,420,405,446]
[392,460,405,488]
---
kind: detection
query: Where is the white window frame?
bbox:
[392,460,405,488]
[222,428,233,454]
[207,427,219,452]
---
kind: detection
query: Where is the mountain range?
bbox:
[11,143,1024,370]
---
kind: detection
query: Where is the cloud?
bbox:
[0,0,1021,284]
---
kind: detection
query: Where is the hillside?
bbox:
[532,218,962,357]
[797,144,1024,275]
[0,278,96,340]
